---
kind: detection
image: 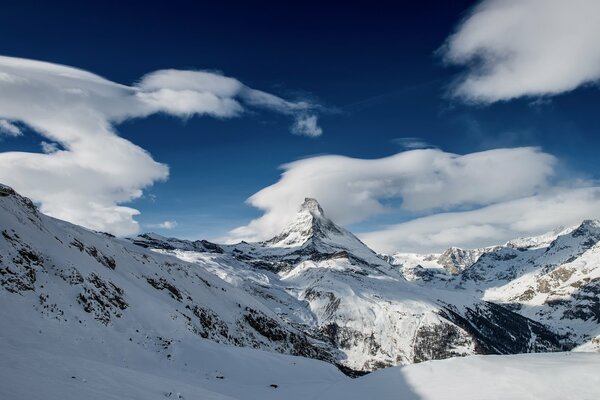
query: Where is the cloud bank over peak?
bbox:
[226,147,569,249]
[0,55,323,236]
[441,0,600,103]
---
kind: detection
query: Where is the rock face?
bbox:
[259,197,387,268]
[266,198,332,247]
[437,247,492,275]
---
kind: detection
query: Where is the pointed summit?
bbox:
[300,197,325,217]
[262,198,389,268]
[265,198,339,248]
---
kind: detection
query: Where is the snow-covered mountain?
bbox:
[131,197,569,372]
[1,184,595,384]
[0,184,336,368]
[383,245,494,282]
[386,220,600,351]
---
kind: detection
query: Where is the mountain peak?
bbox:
[299,197,325,216]
[265,198,336,248]
[0,183,16,196]
[0,183,39,216]
[260,197,389,268]
[568,219,600,241]
[578,219,600,229]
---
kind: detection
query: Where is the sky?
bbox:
[1,0,600,253]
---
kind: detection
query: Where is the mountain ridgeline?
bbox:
[1,187,598,377]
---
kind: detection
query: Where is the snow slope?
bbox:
[0,303,344,400]
[2,328,599,400]
[323,352,600,400]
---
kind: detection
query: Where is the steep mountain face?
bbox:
[0,184,336,371]
[266,198,333,247]
[132,196,569,372]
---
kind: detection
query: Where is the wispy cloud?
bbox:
[0,119,21,136]
[146,220,178,230]
[292,114,322,137]
[441,0,600,103]
[391,137,436,150]
[0,55,323,235]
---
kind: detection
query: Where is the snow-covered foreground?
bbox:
[324,352,600,400]
[0,297,342,400]
[2,329,599,400]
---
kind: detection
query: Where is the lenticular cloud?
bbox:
[0,55,322,235]
[441,0,600,103]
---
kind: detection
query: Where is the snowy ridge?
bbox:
[383,246,493,282]
[506,225,576,250]
[477,220,600,345]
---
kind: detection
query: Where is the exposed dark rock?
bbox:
[86,246,116,270]
[187,304,229,339]
[439,302,572,355]
[412,322,471,363]
[244,308,288,342]
[77,273,128,324]
[146,276,183,302]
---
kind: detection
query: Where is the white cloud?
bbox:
[392,137,436,150]
[0,119,21,136]
[360,187,600,253]
[40,141,60,154]
[292,114,322,137]
[441,0,600,103]
[227,147,557,243]
[0,55,322,236]
[147,220,178,230]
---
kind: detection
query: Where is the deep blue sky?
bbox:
[1,0,599,240]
